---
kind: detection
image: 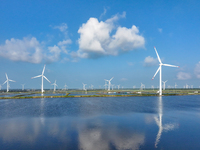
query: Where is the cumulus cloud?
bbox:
[194,61,200,78]
[0,37,65,64]
[0,37,43,63]
[74,12,145,59]
[177,72,191,80]
[144,56,158,66]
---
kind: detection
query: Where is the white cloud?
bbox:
[0,37,43,63]
[158,28,162,33]
[58,39,72,46]
[194,61,200,78]
[73,12,145,59]
[177,72,191,80]
[99,7,108,20]
[144,56,158,66]
[0,37,65,64]
[54,23,68,32]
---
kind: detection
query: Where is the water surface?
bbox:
[0,95,200,149]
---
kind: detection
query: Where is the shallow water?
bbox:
[0,95,200,149]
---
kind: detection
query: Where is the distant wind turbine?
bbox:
[3,73,15,92]
[162,80,168,90]
[117,84,120,90]
[175,83,178,89]
[140,83,145,90]
[64,84,68,90]
[52,80,58,91]
[152,47,179,96]
[82,83,87,90]
[21,84,25,91]
[104,77,114,91]
[31,65,51,93]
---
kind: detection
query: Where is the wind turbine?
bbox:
[3,73,15,92]
[152,47,179,96]
[117,84,120,90]
[31,65,51,93]
[52,80,58,91]
[111,84,115,90]
[82,83,87,90]
[64,84,68,90]
[140,83,145,90]
[162,80,168,90]
[175,83,178,89]
[104,77,114,91]
[90,84,94,90]
[21,84,25,91]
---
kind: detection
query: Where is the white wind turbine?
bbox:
[162,80,168,90]
[21,84,25,91]
[152,47,179,96]
[3,73,15,92]
[64,84,68,90]
[82,83,87,90]
[140,83,145,90]
[117,84,120,90]
[104,77,114,91]
[52,80,58,91]
[175,83,178,89]
[31,65,51,93]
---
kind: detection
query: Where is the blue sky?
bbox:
[0,0,200,90]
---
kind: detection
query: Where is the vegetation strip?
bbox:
[0,93,197,100]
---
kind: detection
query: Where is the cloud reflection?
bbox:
[78,119,145,150]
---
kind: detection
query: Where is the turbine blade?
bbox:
[152,66,161,80]
[5,73,8,80]
[44,76,51,83]
[154,47,162,64]
[42,64,46,75]
[9,79,15,82]
[2,80,7,85]
[110,77,114,81]
[31,75,42,79]
[163,64,179,67]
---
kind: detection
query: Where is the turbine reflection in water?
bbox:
[154,96,178,148]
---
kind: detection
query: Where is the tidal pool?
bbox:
[0,95,200,149]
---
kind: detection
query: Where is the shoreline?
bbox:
[0,93,198,100]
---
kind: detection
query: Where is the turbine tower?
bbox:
[162,80,168,90]
[52,80,58,91]
[152,47,179,96]
[31,65,51,93]
[3,73,15,92]
[104,77,114,91]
